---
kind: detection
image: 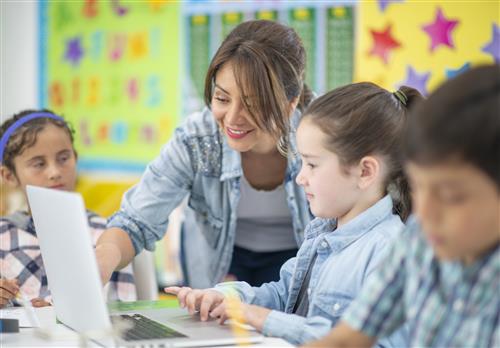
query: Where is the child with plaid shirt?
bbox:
[0,109,136,307]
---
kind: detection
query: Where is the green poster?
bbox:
[221,12,243,41]
[255,10,277,21]
[326,6,354,90]
[189,14,211,100]
[289,8,316,90]
[41,1,181,171]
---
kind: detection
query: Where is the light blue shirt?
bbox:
[107,107,311,288]
[215,195,408,346]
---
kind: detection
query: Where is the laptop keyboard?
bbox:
[111,314,187,341]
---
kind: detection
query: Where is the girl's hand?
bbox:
[240,304,271,331]
[0,279,19,308]
[31,298,51,307]
[164,286,225,321]
[211,300,271,332]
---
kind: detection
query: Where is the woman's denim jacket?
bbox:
[108,107,311,288]
[214,196,409,346]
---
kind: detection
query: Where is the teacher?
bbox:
[96,20,313,288]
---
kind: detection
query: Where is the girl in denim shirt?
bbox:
[96,20,314,288]
[166,82,423,345]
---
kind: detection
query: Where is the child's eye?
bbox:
[307,163,316,169]
[440,193,467,205]
[32,161,45,168]
[58,154,70,163]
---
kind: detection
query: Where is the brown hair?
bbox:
[0,109,75,174]
[405,65,500,187]
[204,20,313,140]
[302,82,424,221]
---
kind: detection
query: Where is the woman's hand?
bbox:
[0,279,18,308]
[95,243,122,285]
[164,286,226,321]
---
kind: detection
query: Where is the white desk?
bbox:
[1,307,293,347]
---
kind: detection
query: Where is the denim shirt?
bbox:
[214,195,409,346]
[108,107,311,288]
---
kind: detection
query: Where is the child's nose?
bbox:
[47,164,62,180]
[295,169,306,186]
[414,191,438,224]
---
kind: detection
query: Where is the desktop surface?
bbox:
[1,303,294,347]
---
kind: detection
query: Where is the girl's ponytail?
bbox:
[387,169,412,222]
[389,85,423,221]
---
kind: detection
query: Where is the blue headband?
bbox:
[0,112,65,164]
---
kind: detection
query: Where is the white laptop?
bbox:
[26,185,263,347]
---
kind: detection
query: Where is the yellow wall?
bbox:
[356,1,499,92]
[77,176,138,218]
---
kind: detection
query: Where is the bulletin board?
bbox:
[39,0,181,172]
[182,0,357,116]
[355,1,499,95]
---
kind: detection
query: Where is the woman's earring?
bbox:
[276,135,289,157]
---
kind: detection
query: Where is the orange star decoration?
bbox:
[368,24,401,65]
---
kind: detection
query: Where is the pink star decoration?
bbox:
[422,7,459,52]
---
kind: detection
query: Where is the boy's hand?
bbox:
[164,286,225,321]
[0,279,19,307]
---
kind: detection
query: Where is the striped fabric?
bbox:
[343,217,500,347]
[0,211,136,303]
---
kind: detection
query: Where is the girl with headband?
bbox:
[0,109,136,307]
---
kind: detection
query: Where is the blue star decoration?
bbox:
[399,65,430,96]
[65,37,84,66]
[482,23,499,63]
[446,63,471,79]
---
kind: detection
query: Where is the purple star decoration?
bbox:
[422,7,459,52]
[399,66,430,96]
[65,37,84,66]
[378,0,404,12]
[482,23,500,63]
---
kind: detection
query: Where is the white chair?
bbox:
[131,250,158,300]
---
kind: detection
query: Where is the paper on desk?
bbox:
[0,307,40,327]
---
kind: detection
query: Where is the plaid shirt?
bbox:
[0,211,136,303]
[343,217,500,347]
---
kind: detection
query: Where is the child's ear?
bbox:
[0,165,20,188]
[357,156,380,190]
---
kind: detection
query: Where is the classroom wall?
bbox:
[1,1,38,117]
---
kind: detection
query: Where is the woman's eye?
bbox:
[214,96,228,103]
[307,163,316,169]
